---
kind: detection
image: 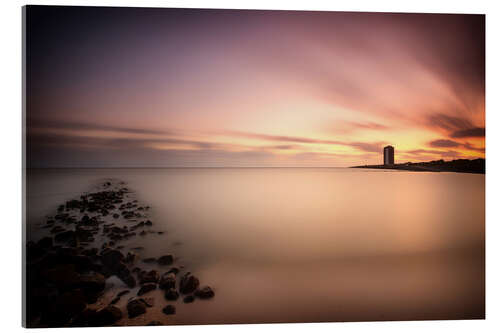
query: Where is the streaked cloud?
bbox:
[26,8,485,167]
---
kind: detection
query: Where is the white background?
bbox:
[1,0,498,332]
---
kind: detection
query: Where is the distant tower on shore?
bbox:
[383,145,394,165]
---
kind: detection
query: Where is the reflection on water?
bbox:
[26,168,485,323]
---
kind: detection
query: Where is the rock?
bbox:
[95,305,122,326]
[147,321,163,326]
[142,257,156,263]
[127,299,147,318]
[183,295,195,303]
[166,267,180,275]
[159,273,176,290]
[118,270,136,288]
[139,270,159,284]
[145,220,153,226]
[180,272,199,294]
[100,249,124,270]
[164,288,179,301]
[78,273,106,294]
[113,214,119,219]
[54,230,76,244]
[157,255,173,266]
[141,297,155,307]
[195,286,215,299]
[137,283,157,296]
[162,305,176,315]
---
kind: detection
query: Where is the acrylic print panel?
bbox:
[23,5,485,327]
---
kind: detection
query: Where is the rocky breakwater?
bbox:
[25,180,215,327]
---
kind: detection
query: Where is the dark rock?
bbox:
[78,273,106,294]
[139,270,159,284]
[180,272,199,294]
[164,288,179,301]
[140,297,155,307]
[195,286,215,299]
[183,295,195,303]
[54,230,75,243]
[147,321,163,326]
[157,255,173,266]
[162,305,176,315]
[127,299,147,318]
[145,220,153,226]
[137,283,157,296]
[117,269,136,288]
[142,257,156,263]
[159,273,176,290]
[113,213,119,219]
[166,267,180,275]
[94,305,122,326]
[100,249,124,270]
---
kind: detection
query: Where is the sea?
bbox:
[25,168,485,324]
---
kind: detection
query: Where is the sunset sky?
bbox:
[26,6,485,167]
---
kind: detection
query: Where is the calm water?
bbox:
[25,168,485,323]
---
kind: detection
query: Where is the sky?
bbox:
[25,6,485,167]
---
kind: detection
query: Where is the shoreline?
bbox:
[25,179,215,327]
[351,158,485,174]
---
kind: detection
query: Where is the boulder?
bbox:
[180,272,199,294]
[127,299,147,318]
[78,273,106,294]
[164,288,179,301]
[94,305,122,326]
[100,249,124,271]
[137,283,157,296]
[54,230,76,244]
[162,305,176,315]
[195,286,215,299]
[139,270,159,284]
[183,295,195,303]
[157,255,173,266]
[159,273,176,290]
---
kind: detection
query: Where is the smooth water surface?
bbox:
[26,168,485,323]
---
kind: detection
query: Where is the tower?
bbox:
[383,145,394,165]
